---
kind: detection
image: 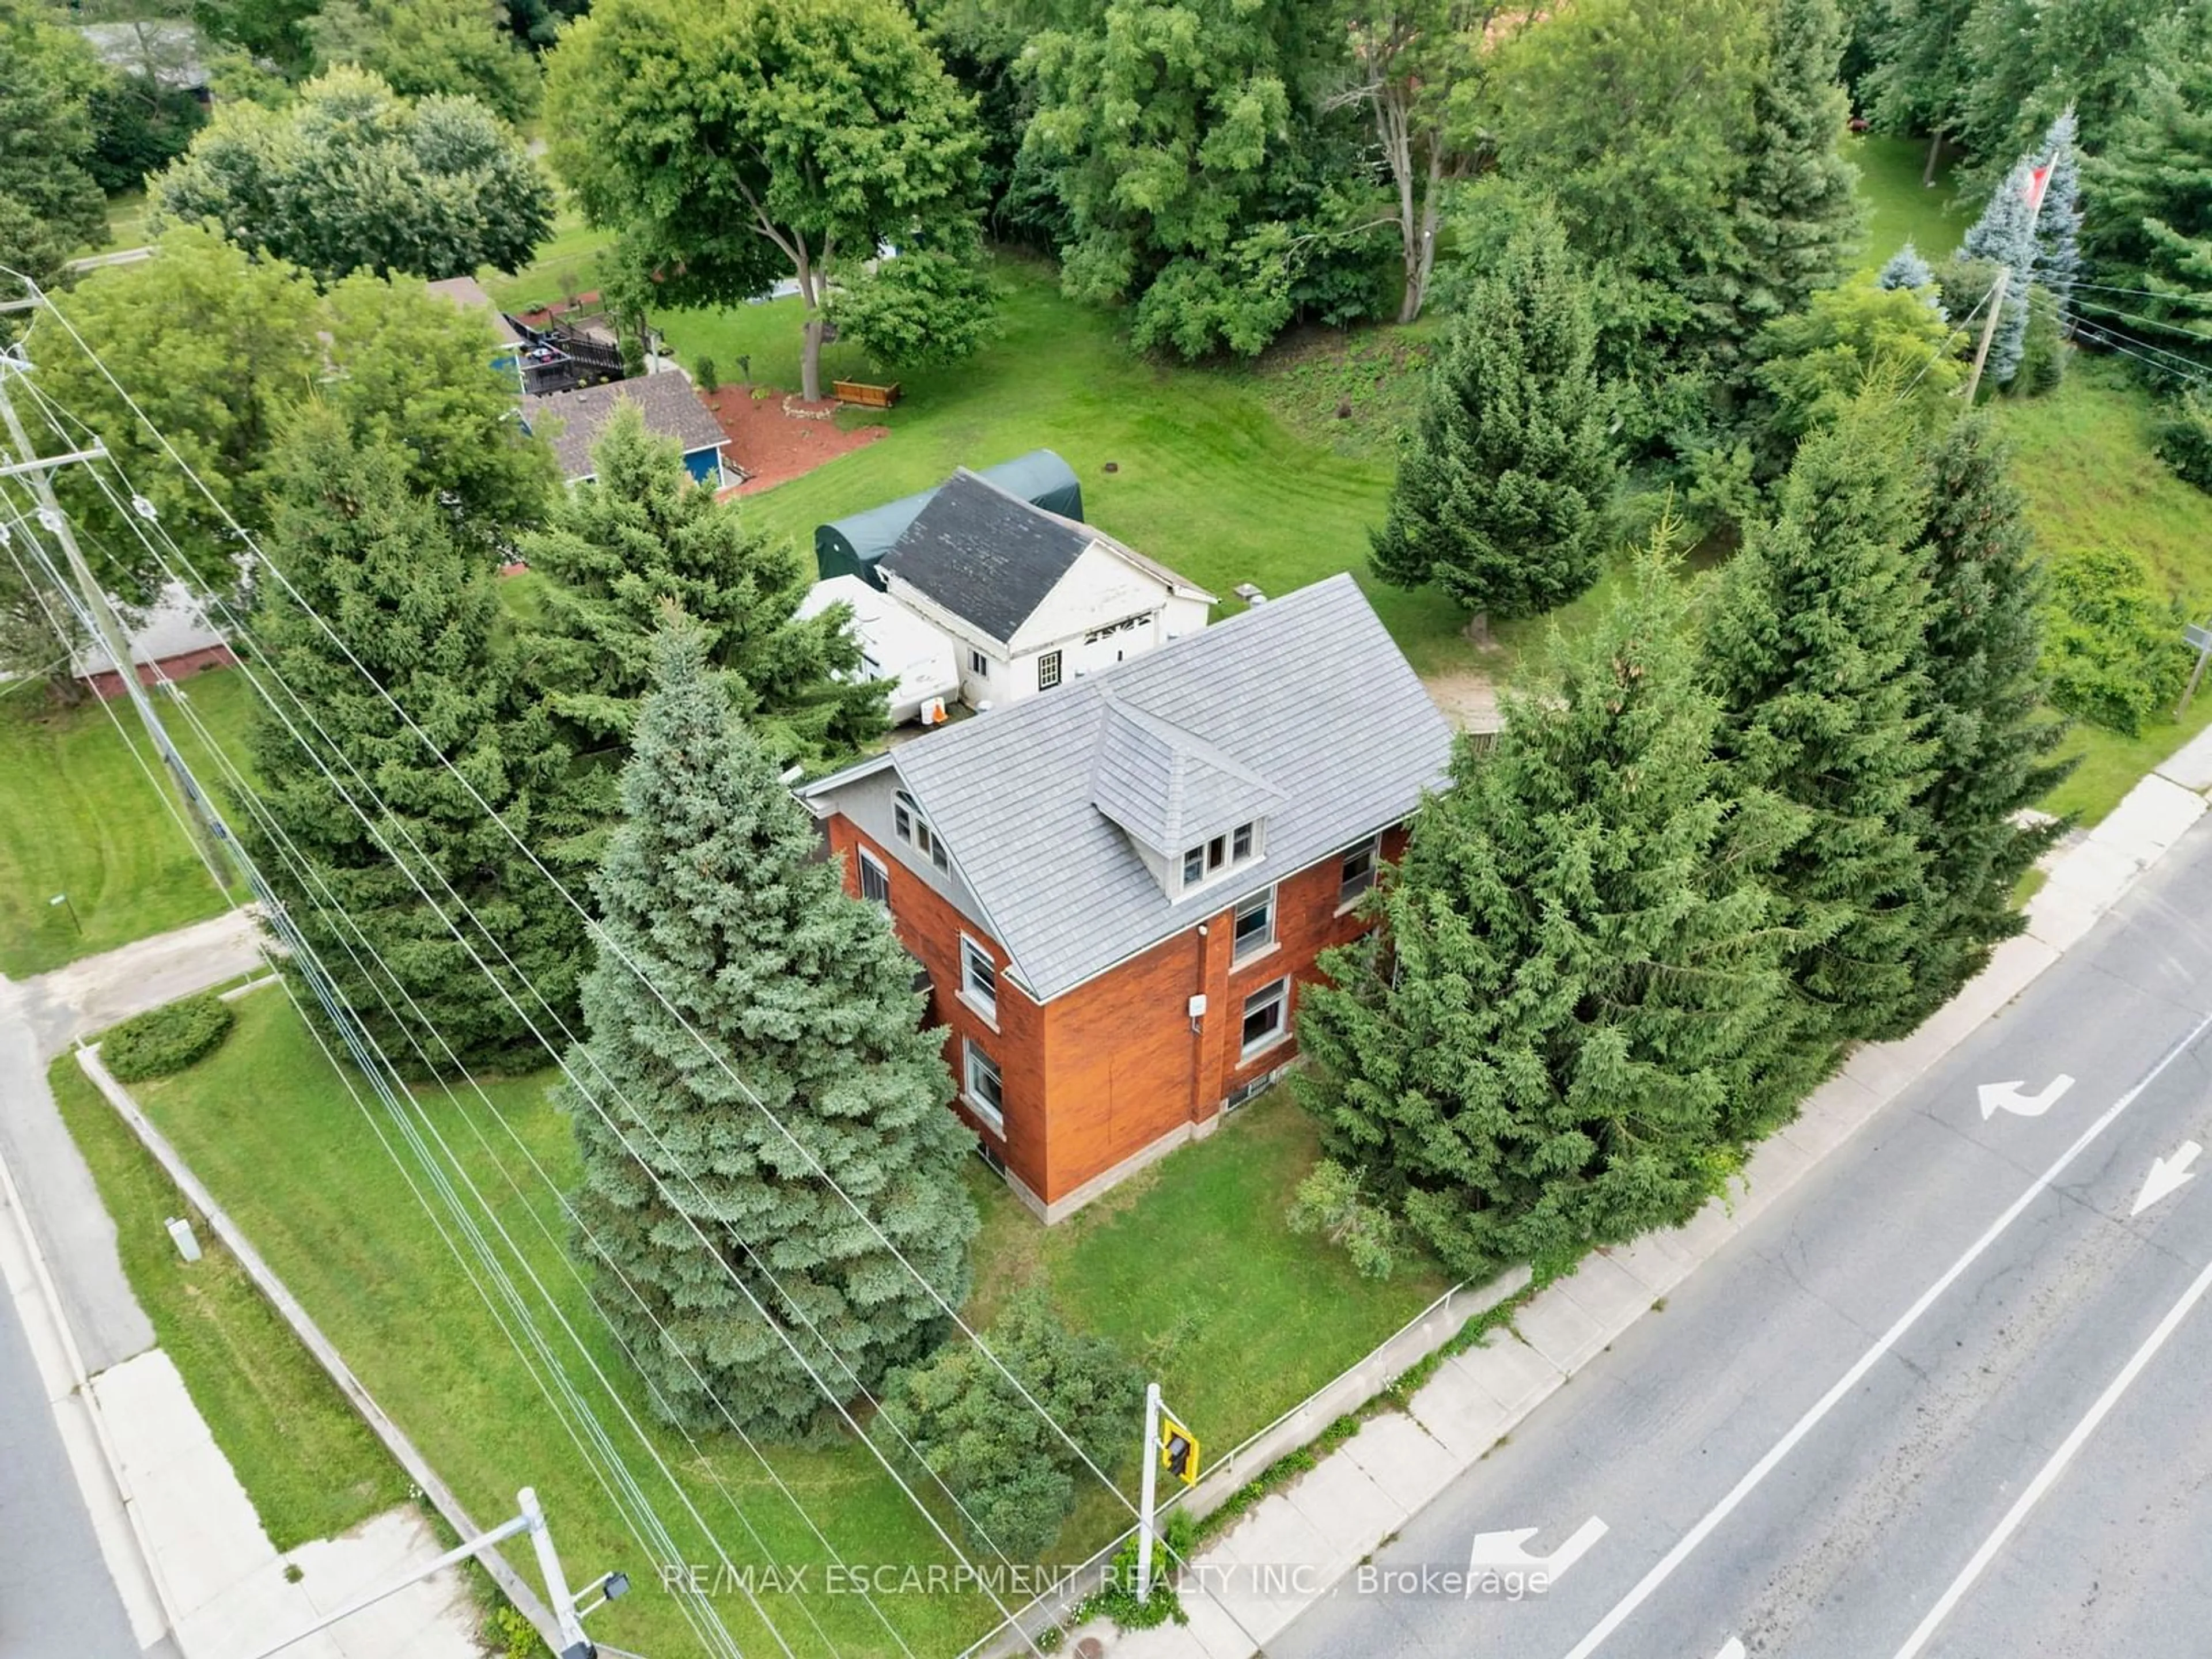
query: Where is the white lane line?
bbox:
[1558,1002,2212,1659]
[1889,1245,2212,1657]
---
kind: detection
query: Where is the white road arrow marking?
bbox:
[1713,1641,1746,1659]
[1977,1073,2075,1120]
[2132,1139,2202,1216]
[1467,1516,1607,1580]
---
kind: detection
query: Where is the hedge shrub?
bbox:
[103,994,236,1082]
[2040,545,2191,736]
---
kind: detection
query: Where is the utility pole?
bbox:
[1963,157,2055,404]
[242,1486,627,1659]
[1137,1381,1162,1602]
[0,328,232,889]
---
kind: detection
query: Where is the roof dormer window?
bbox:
[1179,820,1262,893]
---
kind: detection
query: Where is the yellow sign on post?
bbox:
[1160,1416,1200,1486]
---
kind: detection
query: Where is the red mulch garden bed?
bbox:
[702,384,888,497]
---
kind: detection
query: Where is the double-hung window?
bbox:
[961,935,998,1022]
[1339,836,1381,906]
[857,848,890,905]
[963,1040,1005,1134]
[1232,888,1275,963]
[1037,650,1063,691]
[969,649,991,678]
[893,789,952,874]
[1241,978,1289,1059]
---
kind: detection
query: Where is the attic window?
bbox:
[1180,821,1261,892]
[893,789,952,874]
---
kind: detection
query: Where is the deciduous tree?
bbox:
[562,619,978,1437]
[545,0,986,403]
[150,66,552,282]
[1298,540,1794,1280]
[0,0,110,280]
[880,1291,1139,1557]
[1370,209,1618,629]
[310,0,542,126]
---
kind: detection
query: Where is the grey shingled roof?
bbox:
[1089,699,1287,857]
[810,574,1452,1001]
[522,374,726,482]
[879,470,1094,643]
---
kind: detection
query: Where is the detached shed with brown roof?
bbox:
[521,373,730,487]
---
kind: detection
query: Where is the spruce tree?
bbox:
[244,408,583,1075]
[1705,403,1937,1067]
[1961,157,2038,387]
[1298,539,1795,1281]
[562,619,978,1438]
[1877,241,1942,312]
[1707,0,1865,373]
[2083,36,2212,367]
[520,404,887,855]
[1898,416,2072,1020]
[1370,209,1618,631]
[2033,106,2081,327]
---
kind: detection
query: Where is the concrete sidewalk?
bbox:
[1084,760,2212,1659]
[1,915,479,1658]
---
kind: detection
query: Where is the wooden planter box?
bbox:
[832,379,902,409]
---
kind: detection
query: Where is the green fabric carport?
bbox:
[814,449,1084,588]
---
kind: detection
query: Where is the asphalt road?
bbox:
[0,1287,144,1659]
[1271,813,2212,1659]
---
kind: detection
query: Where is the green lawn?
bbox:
[112,990,1435,1656]
[1993,354,2212,824]
[0,668,256,978]
[659,255,1480,678]
[48,1051,407,1548]
[98,188,150,255]
[1848,133,1963,271]
[479,205,615,316]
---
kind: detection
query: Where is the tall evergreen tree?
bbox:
[1705,402,1936,1069]
[1961,156,2040,387]
[2083,29,2212,368]
[1297,540,1796,1281]
[1897,415,2071,1020]
[1706,0,1865,376]
[1863,0,1975,183]
[562,620,978,1437]
[520,405,886,857]
[244,409,582,1075]
[1370,209,1619,631]
[2032,105,2081,326]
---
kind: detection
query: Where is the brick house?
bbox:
[801,575,1452,1222]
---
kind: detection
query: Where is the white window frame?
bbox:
[857,847,890,906]
[969,648,991,679]
[1338,834,1382,909]
[1037,650,1063,691]
[893,789,952,874]
[1177,819,1263,899]
[1240,977,1289,1060]
[963,1039,1005,1134]
[960,934,998,1023]
[1232,886,1276,963]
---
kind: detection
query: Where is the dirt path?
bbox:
[1422,669,1502,733]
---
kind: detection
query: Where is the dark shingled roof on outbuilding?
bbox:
[879,469,1096,644]
[522,374,727,482]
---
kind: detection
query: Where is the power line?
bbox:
[15,293,1160,1537]
[2073,295,2212,351]
[0,495,762,1659]
[35,410,1047,1653]
[14,293,1248,1645]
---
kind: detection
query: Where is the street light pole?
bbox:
[1136,1381,1161,1603]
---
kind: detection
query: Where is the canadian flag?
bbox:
[2025,164,2052,211]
